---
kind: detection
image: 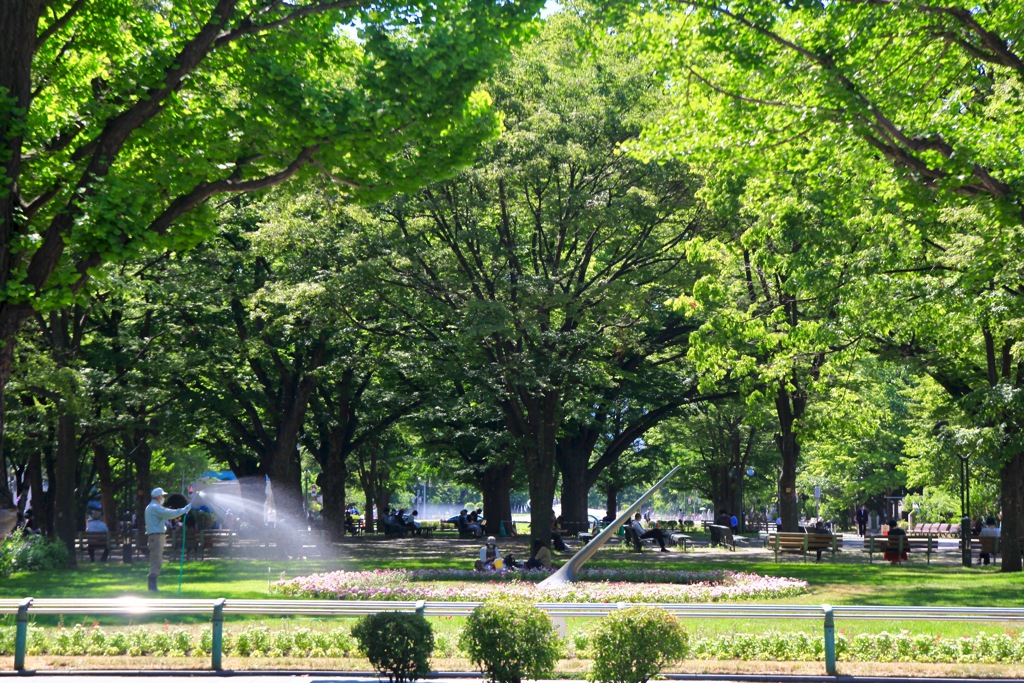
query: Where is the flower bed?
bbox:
[272,569,808,602]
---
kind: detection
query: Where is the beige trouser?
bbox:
[148,533,165,576]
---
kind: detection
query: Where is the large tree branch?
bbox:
[685,0,1012,200]
[844,0,1024,78]
[69,145,319,292]
[36,0,86,47]
[213,0,365,48]
[26,0,243,292]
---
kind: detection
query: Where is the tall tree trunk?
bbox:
[0,2,41,395]
[510,391,561,544]
[319,452,347,542]
[0,3,43,506]
[1000,451,1022,573]
[709,462,733,520]
[53,408,79,560]
[93,444,118,532]
[28,446,46,531]
[266,442,302,526]
[556,440,591,534]
[0,387,9,509]
[604,483,619,520]
[374,484,391,532]
[361,485,375,533]
[265,372,318,528]
[129,437,153,535]
[775,383,804,532]
[527,451,556,547]
[479,463,513,537]
[236,470,267,528]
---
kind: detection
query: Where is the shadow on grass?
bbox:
[4,536,1022,618]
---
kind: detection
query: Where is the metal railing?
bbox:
[4,598,1024,674]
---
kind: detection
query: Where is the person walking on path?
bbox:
[145,488,192,592]
[856,506,868,536]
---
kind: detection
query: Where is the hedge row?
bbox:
[3,624,1024,664]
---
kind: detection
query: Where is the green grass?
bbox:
[4,542,1022,632]
[6,544,1024,606]
[4,545,1024,655]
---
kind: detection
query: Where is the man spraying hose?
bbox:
[145,488,193,592]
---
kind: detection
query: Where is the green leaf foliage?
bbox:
[460,596,561,683]
[587,605,688,683]
[352,612,435,683]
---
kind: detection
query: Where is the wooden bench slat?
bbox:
[768,532,842,562]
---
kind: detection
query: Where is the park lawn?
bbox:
[5,544,1024,607]
[3,550,1023,672]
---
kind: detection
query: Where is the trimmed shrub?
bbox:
[460,596,561,683]
[588,606,688,683]
[0,530,72,575]
[352,611,434,683]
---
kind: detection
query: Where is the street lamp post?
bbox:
[741,468,755,533]
[959,452,972,567]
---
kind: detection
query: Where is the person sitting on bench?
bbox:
[979,516,1000,565]
[85,510,110,561]
[812,519,831,562]
[629,513,669,552]
[883,518,908,563]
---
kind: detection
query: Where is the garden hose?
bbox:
[177,511,187,594]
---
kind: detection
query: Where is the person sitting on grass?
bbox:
[524,539,553,570]
[475,536,500,571]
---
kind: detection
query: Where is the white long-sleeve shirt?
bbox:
[145,499,191,534]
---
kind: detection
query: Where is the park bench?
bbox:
[383,521,409,538]
[668,533,694,551]
[959,536,1023,564]
[622,524,644,552]
[709,524,736,551]
[622,525,670,552]
[75,531,112,562]
[455,519,482,539]
[197,529,236,559]
[167,528,203,561]
[863,534,939,564]
[768,532,842,562]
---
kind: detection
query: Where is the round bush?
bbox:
[460,596,561,683]
[352,611,434,683]
[587,605,688,683]
[0,530,72,576]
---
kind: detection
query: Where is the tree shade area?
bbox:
[1,0,1023,573]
